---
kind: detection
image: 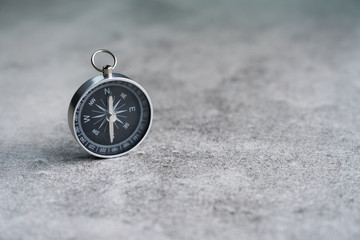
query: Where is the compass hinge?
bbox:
[103,65,113,78]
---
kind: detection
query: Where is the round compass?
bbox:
[68,50,152,158]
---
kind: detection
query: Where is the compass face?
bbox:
[71,78,152,157]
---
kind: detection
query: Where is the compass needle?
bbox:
[108,93,116,143]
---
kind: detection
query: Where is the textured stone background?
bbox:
[0,0,359,239]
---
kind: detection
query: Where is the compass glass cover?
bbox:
[73,80,151,156]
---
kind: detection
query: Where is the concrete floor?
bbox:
[0,0,359,239]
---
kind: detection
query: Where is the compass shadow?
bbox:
[41,138,103,163]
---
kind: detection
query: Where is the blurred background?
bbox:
[1,0,359,143]
[0,0,359,239]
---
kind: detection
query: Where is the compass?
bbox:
[68,49,153,158]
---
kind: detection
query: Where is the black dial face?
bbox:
[73,79,152,157]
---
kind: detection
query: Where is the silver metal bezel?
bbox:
[68,73,153,158]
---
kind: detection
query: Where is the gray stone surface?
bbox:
[0,0,359,239]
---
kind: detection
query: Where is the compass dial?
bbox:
[70,78,152,157]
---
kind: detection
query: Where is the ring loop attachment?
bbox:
[91,49,117,72]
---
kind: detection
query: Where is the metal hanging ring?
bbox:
[91,49,117,72]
